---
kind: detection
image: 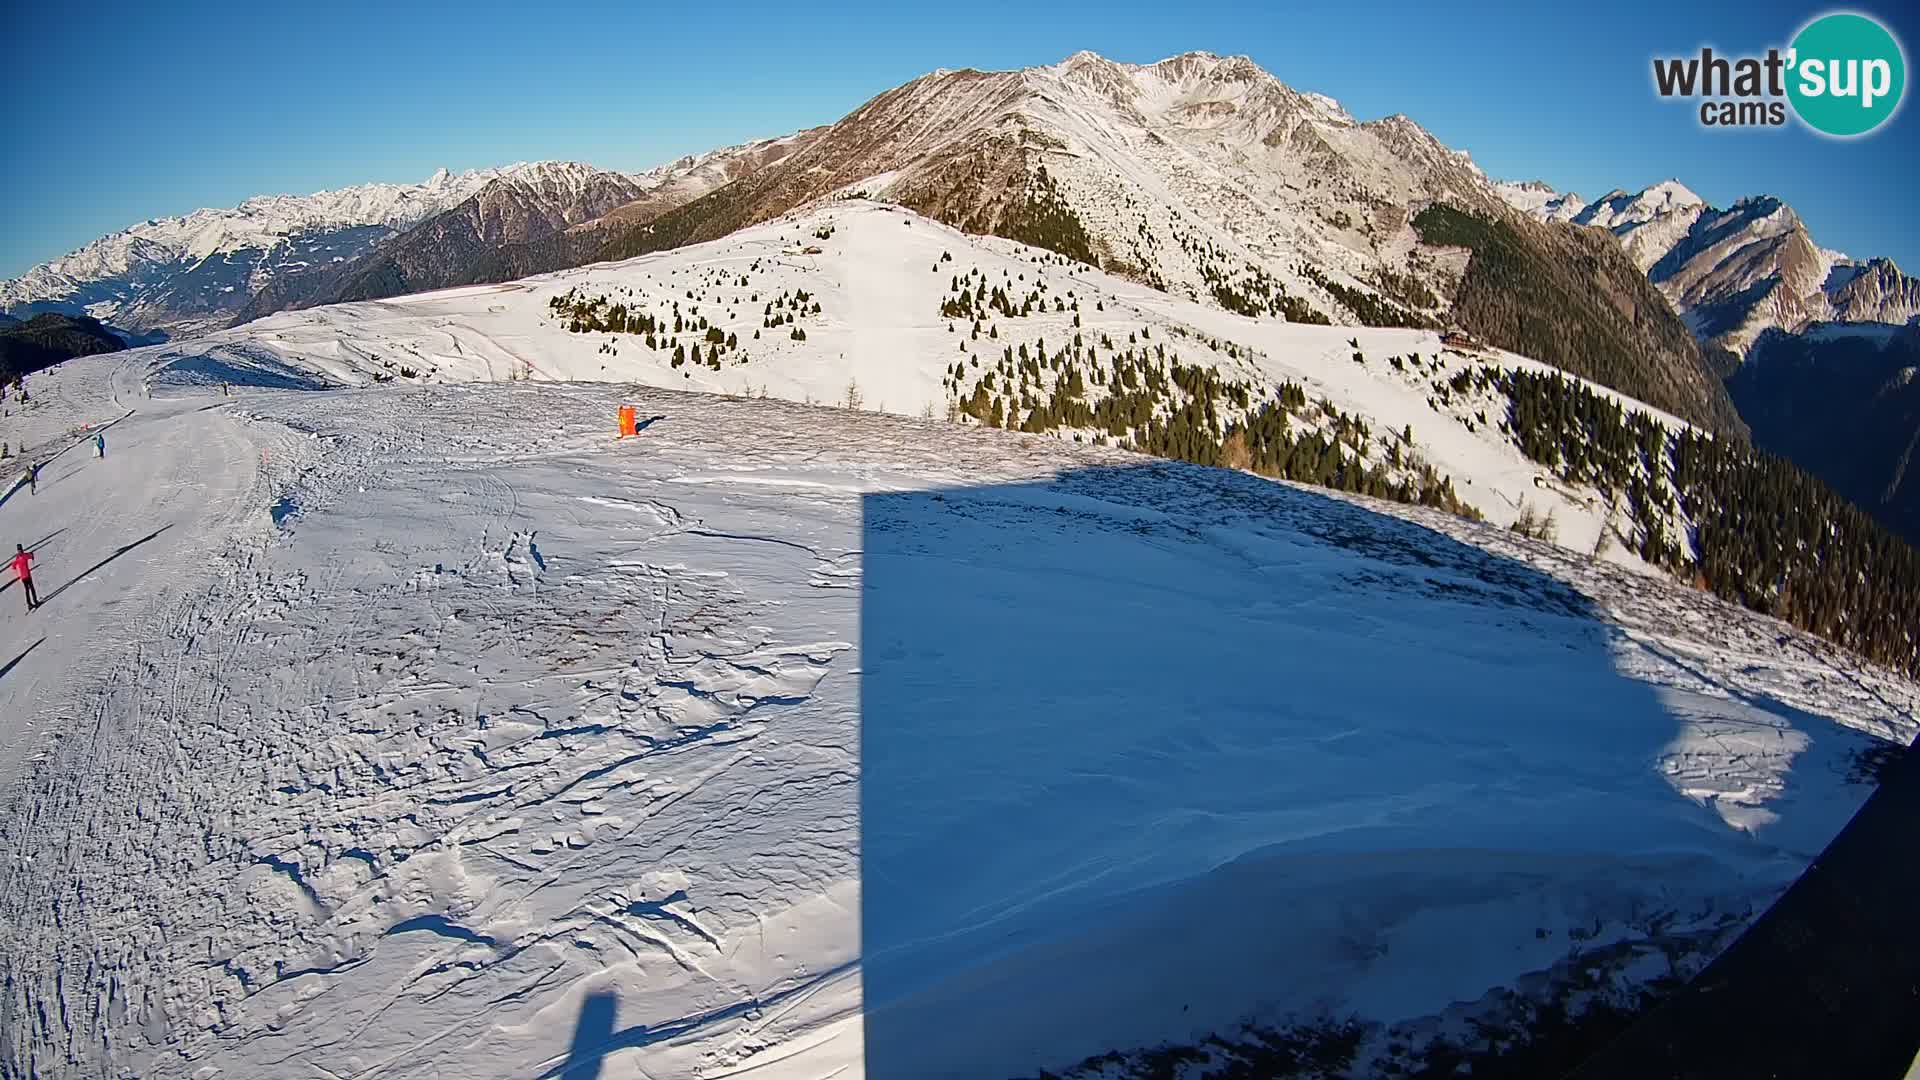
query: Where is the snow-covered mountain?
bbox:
[1571,180,1708,271]
[599,130,824,231]
[233,143,824,324]
[0,167,514,337]
[603,50,1502,322]
[0,140,835,340]
[456,160,654,235]
[1492,179,1586,222]
[1499,176,1920,551]
[1827,257,1920,326]
[578,50,1736,434]
[3,261,1915,1078]
[172,198,1920,674]
[1498,178,1920,359]
[233,161,653,319]
[7,52,1739,438]
[8,46,1920,1080]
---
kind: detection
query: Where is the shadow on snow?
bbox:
[37,524,174,609]
[553,990,617,1080]
[544,962,858,1079]
[854,460,1871,1078]
[0,638,43,683]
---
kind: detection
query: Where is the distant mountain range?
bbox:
[2,52,1747,436]
[0,146,825,343]
[0,167,512,337]
[1495,178,1920,365]
[230,161,652,322]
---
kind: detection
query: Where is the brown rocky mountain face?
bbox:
[234,144,821,324]
[322,163,652,305]
[583,132,824,233]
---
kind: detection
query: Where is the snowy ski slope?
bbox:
[1,337,1915,1077]
[143,200,1697,572]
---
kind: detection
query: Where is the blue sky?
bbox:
[3,0,1915,277]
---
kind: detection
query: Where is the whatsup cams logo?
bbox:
[1652,11,1907,136]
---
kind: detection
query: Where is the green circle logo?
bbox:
[1788,12,1906,136]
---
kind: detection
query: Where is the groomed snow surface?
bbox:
[3,258,1918,1077]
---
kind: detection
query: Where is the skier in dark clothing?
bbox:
[11,544,37,612]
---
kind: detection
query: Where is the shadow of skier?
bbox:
[36,524,174,609]
[554,990,617,1080]
[0,638,43,682]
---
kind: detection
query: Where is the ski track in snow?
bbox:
[1,368,867,1079]
[0,349,1915,1079]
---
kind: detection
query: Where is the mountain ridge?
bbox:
[0,166,546,337]
[11,51,1744,436]
[230,161,657,321]
[1497,177,1920,359]
[579,50,1739,432]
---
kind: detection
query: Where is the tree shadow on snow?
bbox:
[856,460,1880,1079]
